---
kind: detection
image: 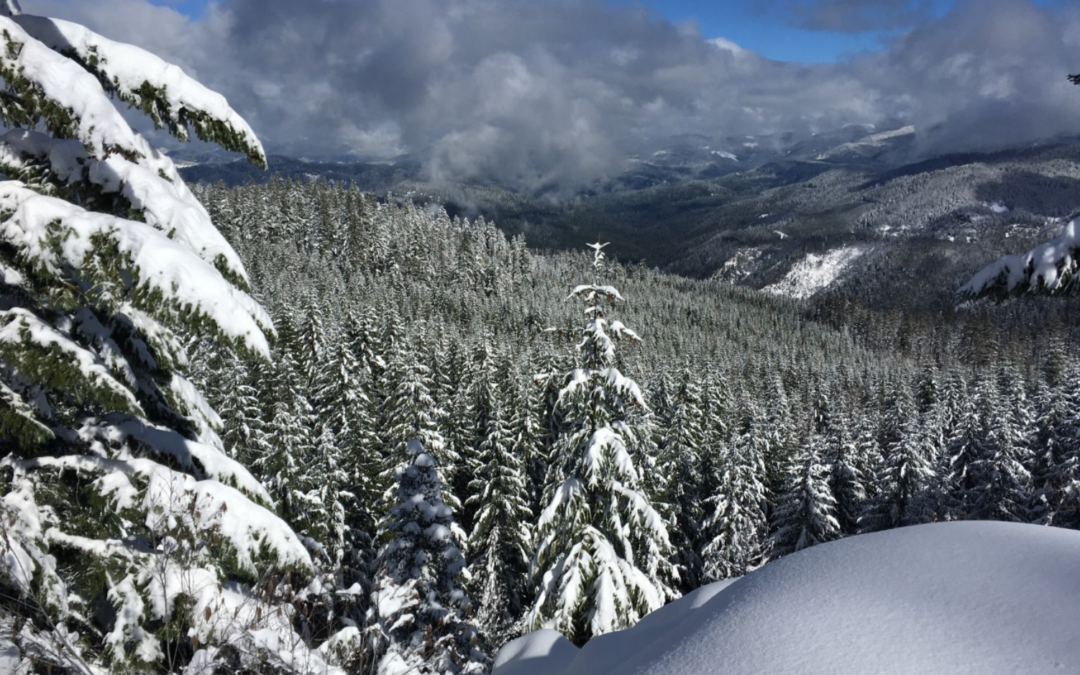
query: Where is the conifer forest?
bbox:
[3,1,1080,674]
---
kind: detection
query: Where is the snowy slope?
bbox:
[764,245,868,299]
[494,522,1080,675]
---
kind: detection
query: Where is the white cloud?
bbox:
[709,37,745,56]
[20,0,1080,193]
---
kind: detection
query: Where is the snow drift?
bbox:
[494,522,1080,675]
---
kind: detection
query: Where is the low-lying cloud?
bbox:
[23,0,1080,194]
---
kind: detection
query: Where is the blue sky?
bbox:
[631,0,1066,62]
[631,0,951,62]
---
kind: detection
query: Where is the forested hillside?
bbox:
[4,1,1080,673]
[179,176,1080,668]
[179,138,1080,327]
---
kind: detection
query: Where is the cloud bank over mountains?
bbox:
[25,0,1080,192]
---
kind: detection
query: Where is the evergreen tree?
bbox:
[370,440,489,674]
[657,366,708,590]
[771,438,842,557]
[863,414,935,531]
[380,349,454,482]
[0,5,333,672]
[1031,362,1080,527]
[971,366,1034,522]
[508,364,547,517]
[466,392,534,648]
[824,410,868,536]
[945,374,995,518]
[215,352,272,465]
[527,243,677,644]
[700,404,770,581]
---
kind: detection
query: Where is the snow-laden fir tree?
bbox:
[214,354,273,464]
[1031,361,1080,527]
[825,409,868,536]
[508,364,547,518]
[380,342,456,486]
[945,373,995,519]
[318,339,382,566]
[770,437,842,557]
[0,3,343,672]
[862,413,936,532]
[371,440,489,675]
[466,387,534,649]
[969,366,1034,522]
[699,401,770,581]
[527,242,677,644]
[657,366,708,590]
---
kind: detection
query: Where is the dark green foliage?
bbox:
[189,176,1080,658]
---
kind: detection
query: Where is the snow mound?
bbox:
[494,522,1080,675]
[765,245,867,299]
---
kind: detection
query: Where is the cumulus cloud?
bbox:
[857,0,1080,155]
[20,0,1080,194]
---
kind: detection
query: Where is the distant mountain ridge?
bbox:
[178,127,1080,313]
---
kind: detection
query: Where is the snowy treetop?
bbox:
[569,285,625,303]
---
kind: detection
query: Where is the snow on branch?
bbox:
[0,378,53,445]
[84,414,272,505]
[6,453,312,573]
[0,182,273,357]
[0,17,184,183]
[0,129,252,287]
[0,307,145,416]
[960,219,1080,299]
[13,14,266,168]
[568,284,625,303]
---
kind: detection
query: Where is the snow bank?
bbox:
[765,245,867,300]
[495,522,1080,675]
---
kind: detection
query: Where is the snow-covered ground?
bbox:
[494,522,1080,675]
[764,245,867,299]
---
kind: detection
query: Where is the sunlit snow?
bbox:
[494,522,1080,675]
[764,245,868,300]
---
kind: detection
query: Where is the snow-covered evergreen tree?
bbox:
[381,348,453,474]
[945,373,995,519]
[370,440,489,674]
[657,366,708,590]
[0,4,343,672]
[1031,362,1080,527]
[771,438,841,557]
[527,242,677,644]
[971,366,1034,522]
[825,410,868,536]
[962,218,1080,299]
[862,413,936,532]
[466,391,534,648]
[699,403,770,581]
